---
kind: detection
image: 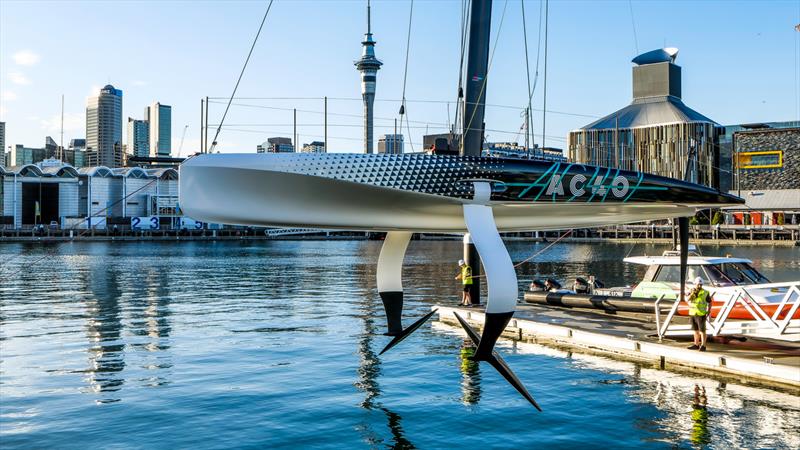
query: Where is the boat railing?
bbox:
[655,281,800,342]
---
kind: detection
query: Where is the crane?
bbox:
[178,125,189,156]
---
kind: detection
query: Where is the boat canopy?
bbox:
[623,256,753,266]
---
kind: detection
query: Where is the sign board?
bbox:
[738,150,782,169]
[131,216,160,230]
[180,217,204,230]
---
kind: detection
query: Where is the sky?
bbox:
[1,0,798,158]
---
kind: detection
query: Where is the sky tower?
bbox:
[354,0,382,154]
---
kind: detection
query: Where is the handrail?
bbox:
[655,281,800,341]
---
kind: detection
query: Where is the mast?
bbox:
[461,0,492,306]
[461,0,492,156]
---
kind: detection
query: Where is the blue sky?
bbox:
[1,0,798,157]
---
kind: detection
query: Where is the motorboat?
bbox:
[526,248,799,320]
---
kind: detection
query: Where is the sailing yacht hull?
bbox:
[179,153,742,232]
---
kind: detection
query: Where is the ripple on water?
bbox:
[0,240,798,449]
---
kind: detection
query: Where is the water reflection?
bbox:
[514,335,799,448]
[458,339,481,405]
[81,267,125,402]
[352,262,415,449]
[691,385,710,447]
[128,266,173,388]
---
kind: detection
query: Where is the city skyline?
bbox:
[0,0,798,158]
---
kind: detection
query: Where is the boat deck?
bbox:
[433,303,800,390]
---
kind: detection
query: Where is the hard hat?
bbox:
[693,277,703,285]
[458,259,465,266]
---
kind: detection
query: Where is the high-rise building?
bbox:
[377,134,403,154]
[0,121,5,166]
[301,141,326,153]
[69,138,87,167]
[14,144,48,165]
[127,118,150,158]
[86,84,123,167]
[257,137,294,153]
[354,0,382,154]
[146,102,171,157]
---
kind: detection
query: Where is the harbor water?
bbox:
[1,240,798,449]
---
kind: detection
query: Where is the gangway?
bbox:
[655,281,800,342]
[265,228,326,237]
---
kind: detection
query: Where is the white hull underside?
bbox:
[179,161,731,233]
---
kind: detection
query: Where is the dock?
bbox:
[433,304,800,391]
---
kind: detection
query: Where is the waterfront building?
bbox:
[0,163,80,228]
[86,85,124,167]
[300,141,326,153]
[146,102,171,157]
[0,160,179,229]
[723,126,800,226]
[377,134,403,154]
[257,137,294,153]
[354,0,382,154]
[127,118,150,158]
[717,121,800,192]
[569,48,719,187]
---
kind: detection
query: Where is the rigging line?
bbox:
[461,0,510,153]
[470,229,573,280]
[541,0,548,149]
[628,0,639,56]
[521,0,534,153]
[207,97,602,117]
[213,101,454,126]
[398,0,414,150]
[208,0,275,153]
[454,0,470,134]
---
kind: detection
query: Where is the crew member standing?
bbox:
[455,259,473,306]
[687,277,710,351]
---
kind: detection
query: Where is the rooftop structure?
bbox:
[300,141,326,153]
[569,49,719,187]
[257,137,294,153]
[377,134,403,154]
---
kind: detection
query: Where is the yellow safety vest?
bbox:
[688,289,709,316]
[461,265,473,285]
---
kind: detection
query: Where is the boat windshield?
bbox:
[653,264,738,287]
[716,262,770,285]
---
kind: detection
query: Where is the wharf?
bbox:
[433,304,800,391]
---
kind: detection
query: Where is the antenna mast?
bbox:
[60,94,64,160]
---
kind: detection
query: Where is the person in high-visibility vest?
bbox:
[455,259,473,306]
[687,277,710,351]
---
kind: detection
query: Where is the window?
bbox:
[718,263,770,285]
[654,265,708,284]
